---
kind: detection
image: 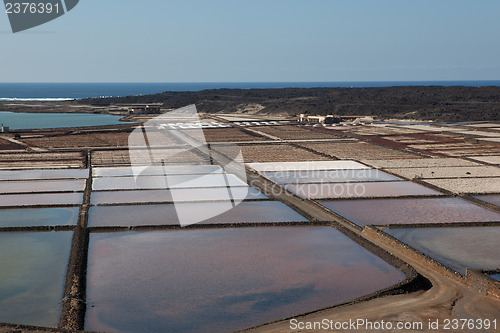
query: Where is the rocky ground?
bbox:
[74,86,500,122]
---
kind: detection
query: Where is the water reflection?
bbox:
[286,181,441,199]
[0,207,79,227]
[0,180,85,194]
[86,227,405,333]
[474,195,500,207]
[0,169,89,181]
[88,201,307,227]
[90,188,267,205]
[92,174,247,191]
[319,198,500,226]
[0,231,73,326]
[386,227,500,274]
[93,165,223,177]
[0,193,83,207]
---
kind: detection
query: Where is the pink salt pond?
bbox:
[319,198,500,226]
[285,181,441,199]
[85,227,405,333]
[474,195,500,207]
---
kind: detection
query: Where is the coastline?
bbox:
[1,85,499,123]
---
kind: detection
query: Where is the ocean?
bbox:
[1,81,500,101]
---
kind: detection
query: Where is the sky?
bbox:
[1,0,500,82]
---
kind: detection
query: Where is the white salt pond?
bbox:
[247,160,370,172]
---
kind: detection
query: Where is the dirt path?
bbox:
[0,135,48,152]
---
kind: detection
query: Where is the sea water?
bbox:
[2,82,500,101]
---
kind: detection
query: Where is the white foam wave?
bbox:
[0,98,76,102]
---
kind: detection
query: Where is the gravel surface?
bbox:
[423,177,500,194]
[300,141,420,160]
[469,155,500,164]
[386,166,500,179]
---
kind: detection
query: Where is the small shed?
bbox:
[125,103,163,114]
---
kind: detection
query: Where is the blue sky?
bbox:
[1,0,499,82]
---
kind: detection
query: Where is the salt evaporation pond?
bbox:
[0,179,86,194]
[85,227,405,333]
[0,193,83,207]
[0,168,89,181]
[90,188,267,205]
[0,231,73,326]
[0,111,129,130]
[248,161,370,172]
[262,169,400,184]
[319,198,500,226]
[92,174,247,190]
[285,181,441,199]
[386,227,500,274]
[92,165,223,177]
[88,201,307,227]
[0,207,79,227]
[474,195,500,207]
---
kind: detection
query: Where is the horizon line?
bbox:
[1,80,500,84]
